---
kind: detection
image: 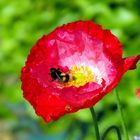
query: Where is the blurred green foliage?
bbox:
[0,0,140,140]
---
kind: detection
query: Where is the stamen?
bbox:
[64,65,95,87]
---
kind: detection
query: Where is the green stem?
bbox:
[114,88,129,140]
[101,125,122,140]
[90,107,100,140]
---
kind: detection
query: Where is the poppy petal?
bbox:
[123,55,140,72]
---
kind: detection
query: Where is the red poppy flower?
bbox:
[21,20,140,122]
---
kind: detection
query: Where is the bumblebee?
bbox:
[50,68,70,83]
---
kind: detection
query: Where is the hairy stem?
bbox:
[101,125,122,140]
[90,107,100,140]
[114,88,129,140]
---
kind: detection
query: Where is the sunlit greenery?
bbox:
[0,0,140,140]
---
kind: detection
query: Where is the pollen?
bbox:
[65,105,71,111]
[64,65,94,87]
